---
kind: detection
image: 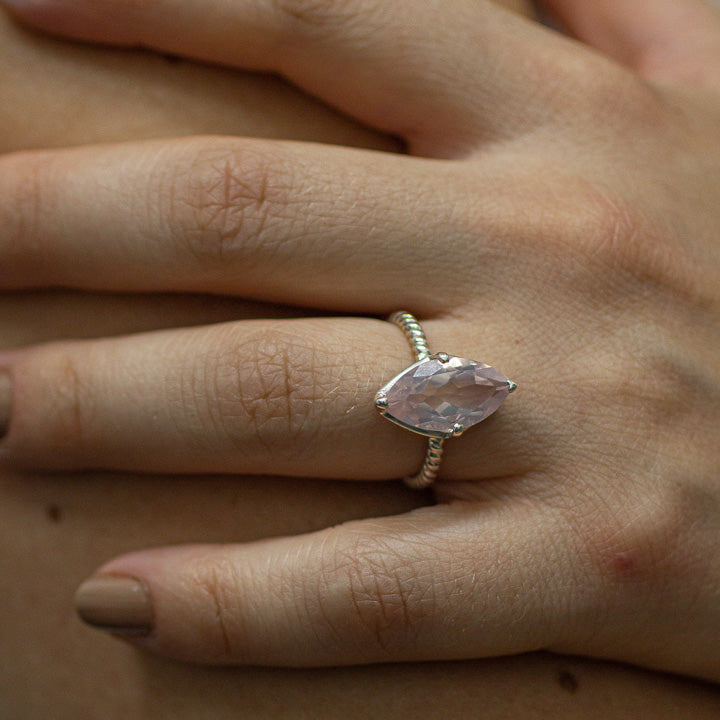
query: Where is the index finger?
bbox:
[4,0,586,156]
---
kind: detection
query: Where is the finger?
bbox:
[0,137,469,315]
[0,317,523,479]
[0,291,302,349]
[71,501,608,668]
[541,0,720,88]
[0,9,395,156]
[501,0,535,14]
[2,0,583,155]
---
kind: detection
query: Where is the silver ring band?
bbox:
[376,311,516,489]
[389,312,444,489]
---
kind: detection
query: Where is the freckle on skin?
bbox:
[613,552,635,577]
[46,503,62,523]
[557,669,579,694]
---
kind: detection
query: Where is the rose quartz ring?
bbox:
[375,312,516,489]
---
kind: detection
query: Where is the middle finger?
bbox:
[0,137,475,316]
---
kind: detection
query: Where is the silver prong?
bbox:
[508,381,518,393]
[452,423,465,437]
[375,392,389,413]
[436,352,450,364]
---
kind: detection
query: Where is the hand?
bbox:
[2,4,583,718]
[1,0,719,683]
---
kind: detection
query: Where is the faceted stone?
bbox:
[380,355,511,436]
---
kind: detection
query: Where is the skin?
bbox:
[1,0,719,677]
[1,2,720,718]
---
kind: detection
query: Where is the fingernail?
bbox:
[75,575,154,635]
[0,371,12,440]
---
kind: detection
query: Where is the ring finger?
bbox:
[0,316,524,479]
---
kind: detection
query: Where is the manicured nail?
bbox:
[0,371,12,439]
[75,575,154,635]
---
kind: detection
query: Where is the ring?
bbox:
[375,312,517,489]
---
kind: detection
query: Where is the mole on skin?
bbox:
[557,669,579,694]
[46,503,62,523]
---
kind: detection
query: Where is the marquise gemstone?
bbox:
[381,355,511,436]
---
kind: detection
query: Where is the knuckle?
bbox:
[569,335,714,473]
[616,346,719,433]
[199,326,320,455]
[549,485,675,649]
[33,350,89,463]
[490,175,648,288]
[562,58,663,131]
[185,555,246,663]
[273,0,370,34]
[0,152,52,276]
[167,142,295,267]
[577,480,707,598]
[566,182,701,300]
[327,533,431,655]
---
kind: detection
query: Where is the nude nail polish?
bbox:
[0,371,12,439]
[74,575,154,635]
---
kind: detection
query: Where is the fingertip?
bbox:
[74,574,154,636]
[73,547,182,643]
[81,545,237,663]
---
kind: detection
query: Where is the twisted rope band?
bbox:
[388,312,445,489]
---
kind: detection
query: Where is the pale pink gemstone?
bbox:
[382,356,510,435]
